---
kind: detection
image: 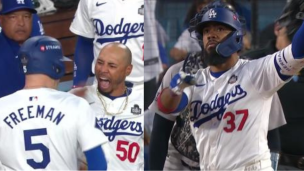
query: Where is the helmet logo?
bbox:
[17,0,25,4]
[208,9,217,18]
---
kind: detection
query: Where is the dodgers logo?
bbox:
[93,18,144,45]
[190,85,247,128]
[17,0,25,4]
[208,9,217,18]
[95,116,144,141]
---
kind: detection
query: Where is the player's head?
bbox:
[0,0,36,44]
[18,35,66,80]
[95,43,133,96]
[189,0,244,65]
[275,0,304,50]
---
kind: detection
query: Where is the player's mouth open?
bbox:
[99,77,110,89]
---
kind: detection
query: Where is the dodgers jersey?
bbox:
[184,46,295,170]
[70,0,144,85]
[0,88,107,170]
[71,84,144,170]
[151,47,292,170]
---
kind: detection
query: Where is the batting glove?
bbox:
[170,71,196,95]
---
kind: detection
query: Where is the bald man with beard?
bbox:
[70,43,144,170]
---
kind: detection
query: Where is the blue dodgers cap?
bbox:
[1,0,37,14]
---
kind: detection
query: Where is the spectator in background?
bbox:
[170,0,211,62]
[0,0,45,36]
[0,0,43,98]
[242,0,304,170]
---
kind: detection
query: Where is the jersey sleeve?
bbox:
[69,0,95,38]
[149,62,188,121]
[77,100,108,152]
[174,30,190,50]
[246,46,293,97]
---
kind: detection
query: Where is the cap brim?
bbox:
[1,7,37,14]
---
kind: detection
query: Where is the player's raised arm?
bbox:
[157,71,195,114]
[275,9,304,78]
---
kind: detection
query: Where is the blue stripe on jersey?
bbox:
[96,34,144,45]
[274,54,291,81]
[85,146,107,170]
[172,93,188,113]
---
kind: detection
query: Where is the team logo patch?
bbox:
[131,104,141,115]
[138,5,144,15]
[228,75,238,84]
[208,9,217,18]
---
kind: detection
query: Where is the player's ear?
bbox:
[125,64,133,76]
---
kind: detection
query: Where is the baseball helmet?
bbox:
[188,0,244,57]
[18,35,66,80]
[276,0,304,41]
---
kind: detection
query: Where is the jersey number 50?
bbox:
[116,140,140,163]
[24,128,50,169]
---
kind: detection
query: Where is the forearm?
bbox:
[73,36,94,87]
[149,114,175,170]
[157,87,183,113]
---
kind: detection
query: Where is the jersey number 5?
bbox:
[223,109,248,133]
[116,140,140,163]
[24,128,50,169]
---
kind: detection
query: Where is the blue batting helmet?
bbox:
[18,36,66,80]
[188,0,245,57]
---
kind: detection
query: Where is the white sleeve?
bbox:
[174,30,191,51]
[77,100,108,152]
[268,93,286,130]
[148,62,185,121]
[246,48,291,97]
[69,0,95,38]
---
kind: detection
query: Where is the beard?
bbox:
[203,47,230,66]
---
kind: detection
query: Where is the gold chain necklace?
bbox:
[96,87,129,116]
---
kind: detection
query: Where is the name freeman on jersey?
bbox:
[3,105,65,129]
[93,18,144,45]
[190,84,247,128]
[95,116,143,142]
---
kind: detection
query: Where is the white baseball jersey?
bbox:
[144,0,163,82]
[173,29,201,54]
[70,84,144,170]
[70,0,144,86]
[151,47,294,170]
[0,88,107,170]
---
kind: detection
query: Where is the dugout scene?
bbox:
[0,0,304,171]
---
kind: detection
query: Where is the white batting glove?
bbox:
[170,71,196,95]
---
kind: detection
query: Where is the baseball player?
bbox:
[69,0,144,90]
[0,0,44,98]
[150,52,286,170]
[155,0,304,170]
[0,36,108,170]
[70,43,144,170]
